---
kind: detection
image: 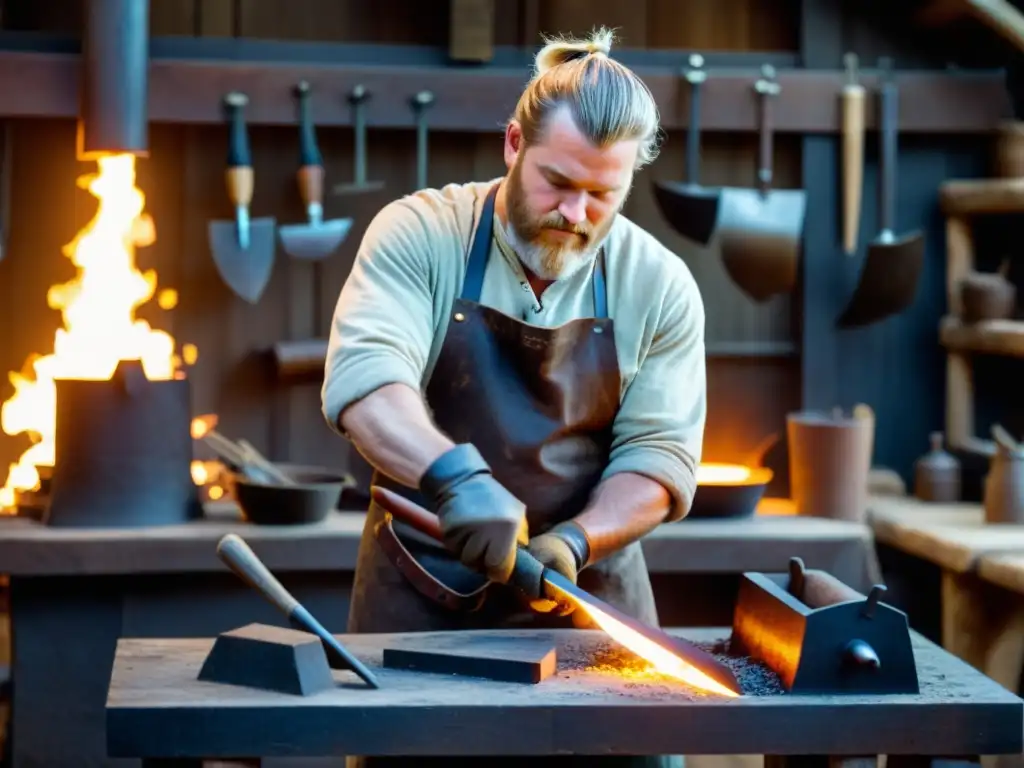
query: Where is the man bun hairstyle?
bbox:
[512,26,661,169]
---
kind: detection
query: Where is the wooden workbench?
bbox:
[2,501,880,768]
[106,627,1023,764]
[868,495,1024,691]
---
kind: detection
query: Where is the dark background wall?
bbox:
[0,0,1016,501]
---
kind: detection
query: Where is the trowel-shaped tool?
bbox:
[207,91,277,304]
[278,81,352,261]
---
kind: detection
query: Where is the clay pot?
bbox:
[960,260,1016,323]
[984,425,1024,524]
[787,405,875,523]
[913,431,961,503]
[995,121,1024,178]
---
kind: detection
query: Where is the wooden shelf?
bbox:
[0,32,1010,132]
[940,179,1024,216]
[940,315,1024,357]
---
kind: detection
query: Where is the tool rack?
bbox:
[937,177,1024,456]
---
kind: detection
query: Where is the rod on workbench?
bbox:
[77,0,150,159]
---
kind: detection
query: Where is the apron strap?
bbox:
[460,184,498,302]
[460,181,611,320]
[592,249,608,319]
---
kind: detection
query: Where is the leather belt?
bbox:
[373,513,490,613]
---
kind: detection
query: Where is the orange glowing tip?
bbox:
[581,601,741,698]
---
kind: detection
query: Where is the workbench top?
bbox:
[868,494,1024,573]
[0,501,876,580]
[105,627,1022,760]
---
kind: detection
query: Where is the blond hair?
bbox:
[511,27,661,169]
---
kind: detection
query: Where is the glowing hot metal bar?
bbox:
[371,485,742,697]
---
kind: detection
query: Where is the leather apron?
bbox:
[346,183,679,768]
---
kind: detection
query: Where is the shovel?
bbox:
[333,84,387,197]
[835,59,925,329]
[278,81,353,261]
[651,53,721,247]
[207,92,277,304]
[370,485,743,697]
[717,65,807,303]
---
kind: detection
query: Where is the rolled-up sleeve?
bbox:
[320,200,438,435]
[602,267,706,521]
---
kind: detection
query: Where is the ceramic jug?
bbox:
[984,429,1024,524]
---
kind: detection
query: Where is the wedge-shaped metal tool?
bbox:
[207,92,277,304]
[279,81,353,261]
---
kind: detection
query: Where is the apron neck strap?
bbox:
[460,185,498,303]
[461,181,609,320]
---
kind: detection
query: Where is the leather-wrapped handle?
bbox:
[216,533,299,616]
[371,485,443,541]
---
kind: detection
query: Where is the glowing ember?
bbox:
[0,153,199,511]
[697,463,752,485]
[581,602,739,697]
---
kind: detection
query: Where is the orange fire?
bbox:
[0,152,200,511]
[582,602,740,697]
[697,462,772,486]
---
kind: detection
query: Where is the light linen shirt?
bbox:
[321,179,707,520]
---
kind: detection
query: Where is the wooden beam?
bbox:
[940,316,1024,357]
[0,35,1010,133]
[940,177,1024,214]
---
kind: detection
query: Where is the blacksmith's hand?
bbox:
[419,444,528,584]
[525,521,591,616]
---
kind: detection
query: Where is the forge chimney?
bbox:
[76,0,150,160]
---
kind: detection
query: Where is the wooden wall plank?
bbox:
[197,0,236,38]
[538,0,648,47]
[645,0,799,51]
[150,0,197,36]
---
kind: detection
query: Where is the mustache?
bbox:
[538,216,589,237]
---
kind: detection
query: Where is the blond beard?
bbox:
[502,164,608,281]
[498,218,596,281]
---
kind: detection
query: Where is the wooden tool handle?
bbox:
[371,485,443,541]
[841,83,865,255]
[223,91,253,207]
[225,167,253,208]
[216,534,300,616]
[800,569,865,609]
[294,81,325,206]
[297,165,324,207]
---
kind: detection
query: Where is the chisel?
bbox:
[841,52,865,256]
[216,533,380,689]
[370,485,742,697]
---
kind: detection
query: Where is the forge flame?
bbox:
[583,602,739,697]
[0,153,199,511]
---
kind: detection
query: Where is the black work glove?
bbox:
[419,444,528,584]
[525,521,591,616]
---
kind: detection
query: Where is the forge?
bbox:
[0,0,204,526]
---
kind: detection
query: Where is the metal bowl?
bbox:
[688,464,774,519]
[231,464,355,526]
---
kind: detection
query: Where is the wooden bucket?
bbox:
[787,406,875,522]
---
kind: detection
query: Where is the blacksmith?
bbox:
[322,26,705,768]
